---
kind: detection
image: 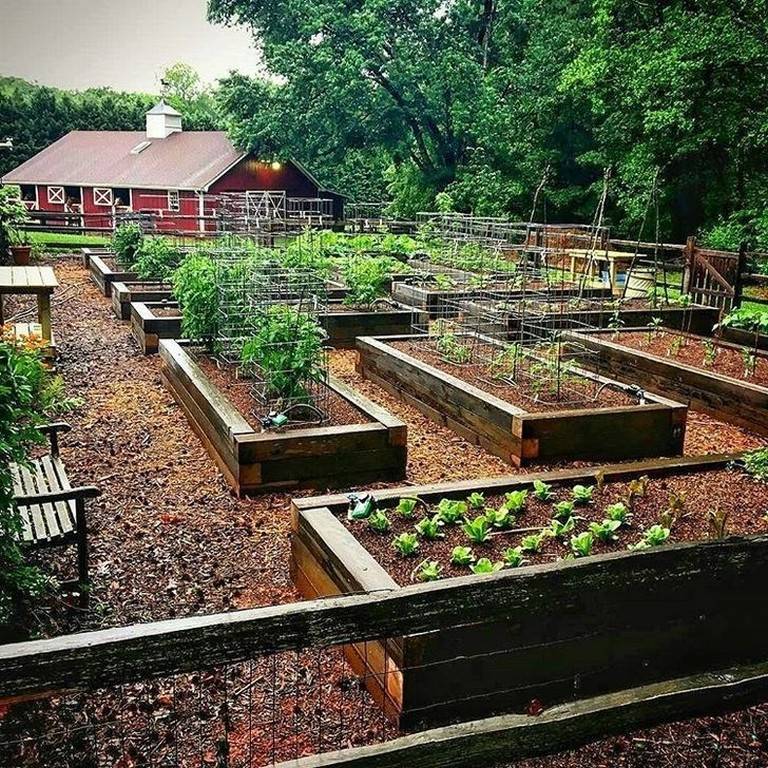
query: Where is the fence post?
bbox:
[682,236,696,296]
[734,241,748,309]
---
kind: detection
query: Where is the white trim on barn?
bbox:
[93,187,114,207]
[167,189,180,212]
[47,186,65,205]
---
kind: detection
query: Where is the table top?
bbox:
[0,265,59,293]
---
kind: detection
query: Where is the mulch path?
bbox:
[3,256,768,767]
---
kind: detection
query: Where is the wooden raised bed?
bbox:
[356,334,687,466]
[80,247,113,270]
[719,325,768,352]
[291,454,768,729]
[131,301,182,354]
[111,281,173,320]
[159,339,407,493]
[569,328,768,436]
[458,300,720,340]
[88,253,138,297]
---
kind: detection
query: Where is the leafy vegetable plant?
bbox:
[450,546,475,566]
[470,558,504,574]
[395,497,419,518]
[532,479,554,502]
[484,506,513,529]
[467,492,485,510]
[462,515,492,544]
[392,533,419,557]
[416,560,441,582]
[436,498,467,525]
[570,531,594,557]
[571,485,594,504]
[604,502,631,526]
[112,223,143,266]
[743,448,768,481]
[132,236,184,281]
[367,510,391,533]
[548,516,576,539]
[553,500,575,520]
[629,524,671,550]
[342,256,391,308]
[436,330,472,364]
[173,253,219,343]
[520,532,547,553]
[588,519,622,542]
[502,547,526,567]
[503,490,528,514]
[415,515,444,540]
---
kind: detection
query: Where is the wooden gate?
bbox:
[683,237,746,313]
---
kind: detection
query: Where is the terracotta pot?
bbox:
[10,245,32,266]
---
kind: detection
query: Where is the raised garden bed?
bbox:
[356,334,687,466]
[458,298,720,339]
[719,325,768,352]
[392,280,612,318]
[569,328,768,437]
[291,453,768,729]
[80,247,113,270]
[159,339,407,493]
[319,302,428,348]
[111,281,173,320]
[88,253,138,298]
[131,301,182,354]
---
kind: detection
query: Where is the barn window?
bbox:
[93,187,113,206]
[167,189,180,212]
[47,186,65,205]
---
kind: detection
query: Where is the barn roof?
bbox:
[1,131,247,192]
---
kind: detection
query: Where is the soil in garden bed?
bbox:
[339,465,768,587]
[194,353,373,431]
[616,330,768,386]
[389,338,638,413]
[121,281,171,291]
[150,305,182,317]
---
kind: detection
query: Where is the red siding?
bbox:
[208,158,319,196]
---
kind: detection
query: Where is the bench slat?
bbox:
[10,465,34,542]
[40,455,75,535]
[32,461,63,539]
[17,465,48,541]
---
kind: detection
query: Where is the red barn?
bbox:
[1,102,345,232]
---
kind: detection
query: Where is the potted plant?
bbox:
[0,185,31,265]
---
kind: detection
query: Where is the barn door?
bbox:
[245,191,286,221]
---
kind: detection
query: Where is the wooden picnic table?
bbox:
[0,265,59,343]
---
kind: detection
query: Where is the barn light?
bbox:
[271,161,282,170]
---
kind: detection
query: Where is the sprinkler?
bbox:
[347,492,375,520]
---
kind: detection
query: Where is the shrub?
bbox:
[132,237,185,281]
[241,306,326,402]
[0,186,30,263]
[172,253,219,343]
[342,256,391,308]
[111,223,143,267]
[0,332,56,625]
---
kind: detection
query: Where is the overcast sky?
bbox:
[0,0,263,92]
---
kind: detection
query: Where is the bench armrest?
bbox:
[14,485,101,507]
[38,422,72,456]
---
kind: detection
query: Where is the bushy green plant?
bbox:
[571,485,594,504]
[502,546,526,567]
[503,490,528,514]
[392,532,419,557]
[605,502,631,526]
[470,558,504,574]
[415,515,444,540]
[520,532,547,553]
[131,237,185,281]
[450,546,475,566]
[342,256,391,308]
[416,560,441,581]
[629,524,671,550]
[395,497,419,518]
[0,186,31,262]
[553,500,575,520]
[462,515,492,544]
[570,531,594,557]
[436,498,467,525]
[240,306,326,402]
[533,479,554,502]
[743,448,768,482]
[368,510,391,533]
[589,519,622,542]
[111,223,144,267]
[0,335,53,624]
[484,506,513,529]
[172,253,219,343]
[548,516,576,539]
[467,492,485,510]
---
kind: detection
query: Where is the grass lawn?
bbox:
[29,231,110,250]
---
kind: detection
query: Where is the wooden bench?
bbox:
[10,423,100,605]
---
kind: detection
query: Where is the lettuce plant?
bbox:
[367,510,391,534]
[548,516,576,539]
[503,489,528,514]
[415,515,444,540]
[470,558,504,575]
[467,492,485,510]
[532,479,554,502]
[484,506,513,529]
[571,485,594,504]
[417,560,441,582]
[436,498,467,525]
[743,448,768,481]
[392,532,419,557]
[553,500,575,520]
[570,531,594,558]
[520,532,547,553]
[588,519,622,542]
[450,546,475,566]
[637,524,671,549]
[395,497,419,518]
[502,547,526,567]
[605,502,631,525]
[462,515,492,544]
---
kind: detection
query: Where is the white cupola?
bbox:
[145,101,183,139]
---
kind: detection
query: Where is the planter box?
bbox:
[88,253,138,297]
[80,247,113,270]
[356,334,687,466]
[159,340,407,493]
[111,281,173,320]
[291,454,768,729]
[131,301,182,354]
[320,304,428,348]
[569,328,768,436]
[458,301,720,341]
[720,326,768,352]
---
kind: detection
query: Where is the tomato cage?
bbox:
[213,253,332,429]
